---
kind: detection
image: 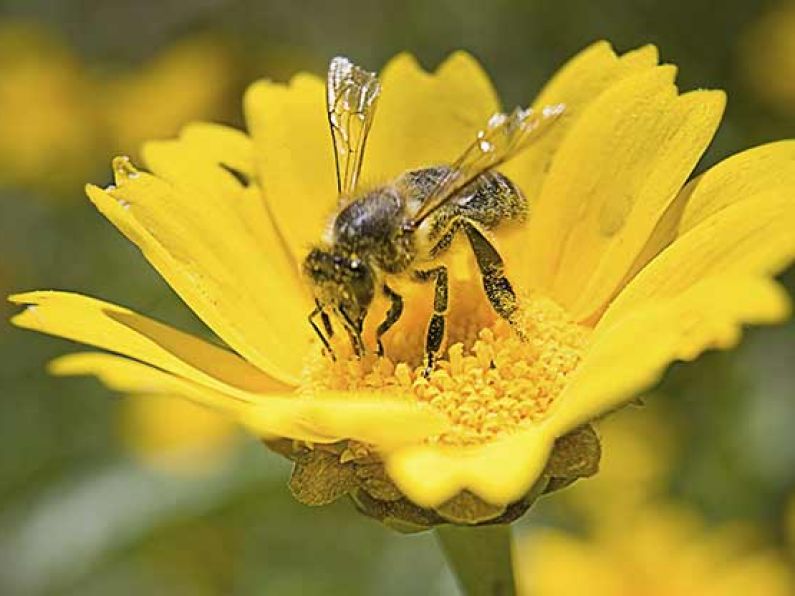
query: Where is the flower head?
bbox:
[10,42,795,527]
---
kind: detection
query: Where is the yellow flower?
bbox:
[0,21,237,195]
[119,393,240,476]
[10,42,795,525]
[558,402,676,519]
[739,0,795,114]
[517,397,795,594]
[0,21,100,191]
[517,503,795,596]
[102,34,238,158]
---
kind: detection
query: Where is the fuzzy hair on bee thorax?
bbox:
[331,185,418,275]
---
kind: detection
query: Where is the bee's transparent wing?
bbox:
[327,56,381,198]
[410,104,565,226]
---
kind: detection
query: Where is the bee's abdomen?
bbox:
[457,171,527,229]
[405,167,527,258]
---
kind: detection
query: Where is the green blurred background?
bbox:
[0,0,793,594]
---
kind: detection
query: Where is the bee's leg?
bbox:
[321,310,334,339]
[462,222,525,338]
[376,283,404,357]
[309,304,336,361]
[413,266,449,377]
[339,306,366,358]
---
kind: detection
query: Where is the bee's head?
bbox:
[302,247,375,327]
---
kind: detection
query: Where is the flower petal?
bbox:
[170,122,256,178]
[86,154,312,383]
[9,291,288,395]
[523,66,725,321]
[51,352,450,450]
[385,426,556,508]
[677,140,795,234]
[244,74,336,263]
[363,51,500,184]
[142,133,304,286]
[622,141,795,288]
[599,199,795,332]
[502,41,659,207]
[599,142,795,330]
[242,393,451,449]
[552,275,790,434]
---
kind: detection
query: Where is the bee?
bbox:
[303,56,564,375]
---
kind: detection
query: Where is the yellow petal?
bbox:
[52,352,449,450]
[85,155,312,383]
[50,350,262,417]
[599,192,795,331]
[142,134,303,287]
[242,392,450,450]
[551,275,790,434]
[363,51,500,184]
[169,122,256,178]
[503,41,659,207]
[523,66,725,321]
[244,74,336,263]
[385,425,556,508]
[677,140,795,234]
[10,291,288,395]
[612,142,795,307]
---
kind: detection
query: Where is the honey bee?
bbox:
[303,56,564,375]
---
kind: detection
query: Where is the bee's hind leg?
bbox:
[376,283,404,357]
[413,266,449,377]
[462,222,525,339]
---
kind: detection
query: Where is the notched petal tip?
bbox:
[111,155,141,182]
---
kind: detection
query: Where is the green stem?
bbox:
[435,523,517,596]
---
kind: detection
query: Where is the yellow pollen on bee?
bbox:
[299,292,590,447]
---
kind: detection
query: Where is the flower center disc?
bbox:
[300,285,590,447]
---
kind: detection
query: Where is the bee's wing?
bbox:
[410,104,565,226]
[327,56,381,199]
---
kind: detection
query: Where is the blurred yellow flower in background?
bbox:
[518,504,795,596]
[559,402,676,519]
[739,0,795,114]
[9,41,795,528]
[517,405,795,595]
[0,21,238,196]
[0,21,99,192]
[119,393,240,475]
[102,34,238,158]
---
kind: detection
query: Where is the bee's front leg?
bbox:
[308,302,336,361]
[376,283,404,357]
[339,306,366,358]
[413,266,449,377]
